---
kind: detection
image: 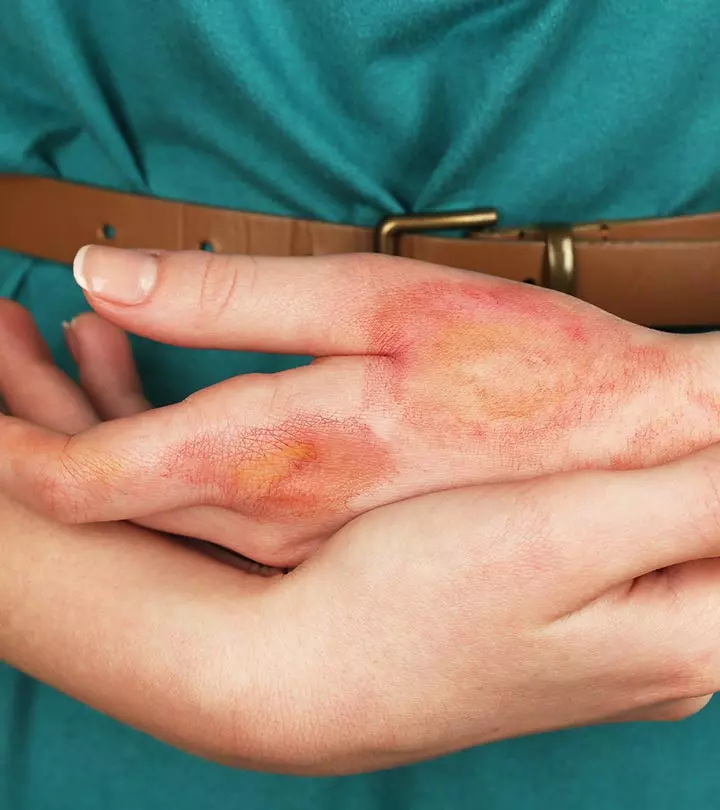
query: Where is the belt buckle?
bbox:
[375,209,577,297]
[373,208,499,254]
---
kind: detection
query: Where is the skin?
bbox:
[3,249,720,771]
[1,248,720,569]
[168,415,395,520]
[3,413,720,773]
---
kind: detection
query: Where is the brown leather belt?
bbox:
[1,174,719,326]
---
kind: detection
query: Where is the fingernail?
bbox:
[62,319,81,365]
[73,246,158,305]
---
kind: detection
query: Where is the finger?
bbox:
[0,302,305,560]
[535,442,720,589]
[66,313,310,562]
[136,502,328,567]
[68,313,151,419]
[0,300,99,433]
[0,358,380,525]
[0,403,198,523]
[71,245,467,354]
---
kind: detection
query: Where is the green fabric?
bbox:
[2,0,720,807]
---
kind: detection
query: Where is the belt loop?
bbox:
[542,226,577,296]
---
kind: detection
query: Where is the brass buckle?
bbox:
[374,208,499,254]
[374,210,577,298]
[542,225,577,296]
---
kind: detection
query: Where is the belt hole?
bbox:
[199,240,215,252]
[99,223,116,240]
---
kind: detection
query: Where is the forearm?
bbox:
[0,492,276,763]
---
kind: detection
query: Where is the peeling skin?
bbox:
[164,416,395,520]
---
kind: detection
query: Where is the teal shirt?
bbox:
[1,1,720,807]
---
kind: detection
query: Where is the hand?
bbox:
[2,247,720,566]
[2,326,718,770]
[5,425,720,774]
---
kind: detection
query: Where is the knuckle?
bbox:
[194,253,244,322]
[34,444,91,523]
[258,372,290,418]
[693,461,720,540]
